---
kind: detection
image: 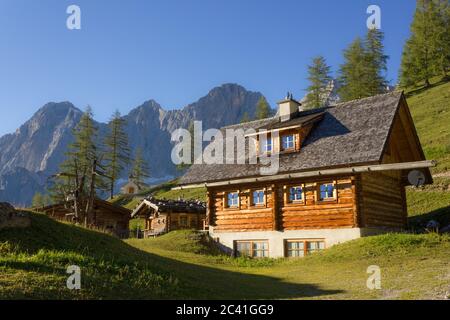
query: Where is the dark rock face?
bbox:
[0,84,267,206]
[0,168,46,207]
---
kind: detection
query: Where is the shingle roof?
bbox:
[179,91,404,185]
[257,112,325,130]
[131,197,206,217]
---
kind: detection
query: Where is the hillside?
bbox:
[1,80,449,300]
[407,78,450,174]
[1,213,449,299]
[406,78,450,230]
[0,213,186,299]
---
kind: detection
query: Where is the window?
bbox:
[252,241,269,258]
[227,192,239,208]
[286,241,305,257]
[289,186,303,202]
[282,135,295,150]
[263,138,272,153]
[252,190,265,206]
[285,240,325,257]
[319,183,335,201]
[307,241,325,254]
[236,240,269,258]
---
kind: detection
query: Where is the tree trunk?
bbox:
[110,180,114,199]
[85,160,97,226]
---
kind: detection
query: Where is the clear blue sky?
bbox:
[0,0,416,136]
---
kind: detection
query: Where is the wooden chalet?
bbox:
[39,198,131,238]
[177,91,434,258]
[131,197,206,237]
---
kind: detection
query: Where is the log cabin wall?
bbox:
[358,172,407,229]
[150,214,168,233]
[210,175,358,233]
[211,185,275,232]
[94,208,130,237]
[281,177,356,230]
[149,212,205,232]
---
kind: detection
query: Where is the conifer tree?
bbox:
[176,121,195,171]
[338,38,369,101]
[304,56,332,109]
[31,192,50,208]
[338,29,389,101]
[364,29,389,95]
[255,97,271,119]
[240,112,251,123]
[104,110,130,199]
[399,0,449,87]
[131,148,150,189]
[433,0,450,77]
[50,106,100,222]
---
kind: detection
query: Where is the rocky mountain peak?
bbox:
[0,84,266,205]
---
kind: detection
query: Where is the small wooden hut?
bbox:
[40,198,131,238]
[131,197,206,237]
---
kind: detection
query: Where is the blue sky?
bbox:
[0,0,416,136]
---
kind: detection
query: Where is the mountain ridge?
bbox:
[0,83,265,205]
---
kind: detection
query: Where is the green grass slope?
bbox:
[407,78,450,174]
[131,231,450,300]
[2,214,448,300]
[0,213,186,299]
[2,80,449,300]
[406,78,450,230]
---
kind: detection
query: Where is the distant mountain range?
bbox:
[0,84,265,206]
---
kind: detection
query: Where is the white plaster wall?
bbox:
[209,227,385,258]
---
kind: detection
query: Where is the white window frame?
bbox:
[285,239,326,257]
[235,240,269,258]
[264,138,272,153]
[289,186,304,202]
[252,189,265,206]
[227,192,239,208]
[282,134,295,150]
[317,182,337,202]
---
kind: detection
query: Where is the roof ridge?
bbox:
[222,116,276,129]
[331,90,402,108]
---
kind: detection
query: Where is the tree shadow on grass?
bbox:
[405,77,450,97]
[0,213,343,300]
[408,205,450,232]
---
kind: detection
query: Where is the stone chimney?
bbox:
[277,92,302,122]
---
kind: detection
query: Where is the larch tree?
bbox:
[364,28,389,95]
[176,121,195,172]
[255,97,271,119]
[31,192,50,208]
[50,106,100,223]
[399,0,449,87]
[434,0,450,77]
[338,38,369,101]
[104,110,130,199]
[339,29,389,101]
[240,112,251,123]
[304,56,332,109]
[131,147,150,190]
